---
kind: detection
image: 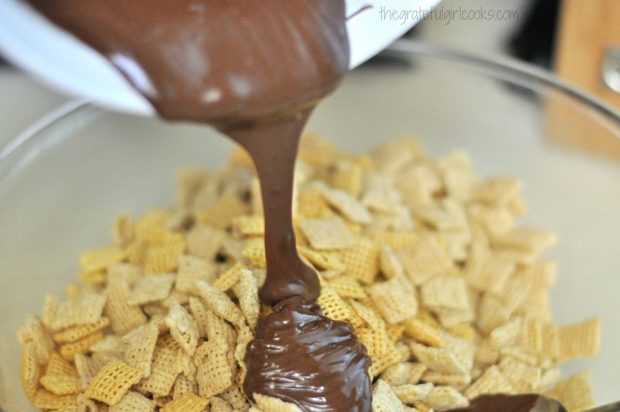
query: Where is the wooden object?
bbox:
[549,0,620,159]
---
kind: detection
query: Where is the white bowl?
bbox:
[0,0,440,115]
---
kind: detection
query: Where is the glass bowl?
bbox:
[1,41,619,410]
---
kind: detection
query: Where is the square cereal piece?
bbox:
[213,262,245,291]
[233,269,260,328]
[133,209,170,242]
[438,332,475,372]
[85,359,143,405]
[369,276,418,324]
[109,390,155,412]
[196,193,248,230]
[477,294,512,335]
[176,255,217,293]
[408,363,429,384]
[196,281,244,325]
[374,136,423,175]
[122,321,159,377]
[52,290,107,331]
[295,187,334,219]
[74,353,103,389]
[338,238,379,284]
[165,304,199,356]
[425,386,468,410]
[493,227,557,256]
[176,167,209,207]
[186,224,227,261]
[79,246,127,273]
[472,177,522,207]
[379,363,415,386]
[45,353,79,378]
[421,370,471,388]
[497,356,541,390]
[371,380,405,412]
[241,237,266,269]
[538,369,562,392]
[196,338,233,398]
[211,397,234,411]
[386,323,405,343]
[105,278,148,335]
[144,238,186,274]
[160,393,209,412]
[518,261,557,288]
[108,263,141,286]
[467,204,515,238]
[19,342,41,401]
[356,327,388,359]
[299,217,357,250]
[331,160,363,198]
[33,390,76,410]
[373,231,417,251]
[41,294,60,329]
[403,318,445,348]
[558,317,601,361]
[235,323,254,384]
[221,384,251,410]
[173,374,197,399]
[370,346,402,377]
[379,245,405,279]
[397,162,441,208]
[410,343,468,376]
[464,366,515,399]
[398,238,452,285]
[391,383,433,404]
[464,255,514,295]
[188,297,209,339]
[328,276,367,300]
[349,300,384,330]
[54,317,110,344]
[317,286,352,323]
[113,213,135,247]
[487,318,522,349]
[40,374,82,395]
[320,186,372,224]
[437,151,476,202]
[59,332,103,360]
[298,247,346,273]
[253,393,302,412]
[420,275,470,313]
[361,174,402,213]
[298,133,337,167]
[445,323,478,343]
[232,214,265,237]
[517,319,560,359]
[497,275,532,313]
[204,310,237,350]
[18,314,55,364]
[136,335,183,397]
[546,371,594,412]
[128,274,175,306]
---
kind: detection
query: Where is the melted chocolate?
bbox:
[244,297,372,412]
[448,394,567,412]
[27,0,344,307]
[27,1,372,410]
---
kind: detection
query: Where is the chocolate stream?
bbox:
[26,1,372,410]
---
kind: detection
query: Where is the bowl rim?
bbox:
[2,39,620,182]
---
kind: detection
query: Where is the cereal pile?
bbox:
[18,135,601,412]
